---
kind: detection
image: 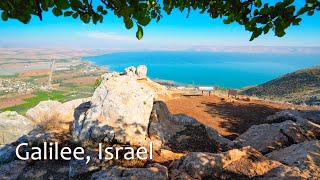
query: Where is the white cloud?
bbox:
[83,31,136,42]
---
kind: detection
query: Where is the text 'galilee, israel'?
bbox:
[16,142,153,164]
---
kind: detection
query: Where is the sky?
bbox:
[0,0,320,52]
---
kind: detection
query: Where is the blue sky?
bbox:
[0,1,319,51]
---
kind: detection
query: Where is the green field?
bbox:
[0,90,91,114]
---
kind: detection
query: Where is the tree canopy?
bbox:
[0,0,319,40]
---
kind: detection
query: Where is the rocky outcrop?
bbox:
[69,153,114,178]
[266,140,320,178]
[16,128,55,145]
[169,146,294,179]
[55,98,91,123]
[266,109,320,139]
[0,129,56,163]
[301,110,320,125]
[123,65,147,80]
[260,165,310,179]
[136,65,147,79]
[139,78,171,101]
[91,163,168,180]
[0,144,16,163]
[123,66,136,77]
[0,160,27,180]
[26,100,62,124]
[72,72,155,146]
[149,101,233,152]
[0,111,35,145]
[234,120,319,154]
[26,98,91,126]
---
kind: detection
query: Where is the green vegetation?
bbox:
[94,77,103,89]
[0,73,19,79]
[241,66,320,105]
[0,90,91,114]
[0,0,319,40]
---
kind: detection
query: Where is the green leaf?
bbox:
[292,18,302,25]
[138,16,151,26]
[276,30,286,37]
[97,5,103,12]
[255,0,262,8]
[101,10,107,15]
[283,0,294,6]
[308,10,314,16]
[136,25,143,40]
[1,11,8,21]
[80,13,90,23]
[223,19,231,24]
[249,33,255,41]
[41,0,49,11]
[263,26,270,34]
[56,0,70,10]
[64,11,73,17]
[52,7,63,16]
[124,17,133,29]
[151,10,157,19]
[72,12,79,19]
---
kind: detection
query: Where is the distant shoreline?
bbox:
[82,51,320,89]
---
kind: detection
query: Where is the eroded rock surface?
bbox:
[234,120,319,154]
[136,65,147,79]
[72,72,155,146]
[91,163,168,180]
[149,101,233,152]
[266,140,320,178]
[0,111,35,145]
[26,100,62,124]
[170,146,290,179]
[55,98,91,123]
[0,161,26,180]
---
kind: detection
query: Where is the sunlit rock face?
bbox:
[26,100,62,124]
[266,140,320,178]
[72,71,155,146]
[234,120,319,154]
[0,111,35,145]
[169,146,309,179]
[136,65,147,79]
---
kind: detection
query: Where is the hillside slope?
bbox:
[241,66,320,105]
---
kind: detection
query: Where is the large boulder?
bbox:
[91,163,168,180]
[148,101,233,152]
[169,146,297,179]
[0,111,35,145]
[26,100,62,124]
[267,109,320,127]
[72,72,155,146]
[301,110,320,125]
[260,165,310,179]
[234,120,319,154]
[55,98,91,123]
[266,140,320,178]
[25,98,91,132]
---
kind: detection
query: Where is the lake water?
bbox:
[85,51,320,88]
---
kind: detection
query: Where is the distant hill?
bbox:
[241,66,320,105]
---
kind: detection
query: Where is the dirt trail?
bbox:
[165,94,320,140]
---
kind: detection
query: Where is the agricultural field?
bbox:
[0,48,108,113]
